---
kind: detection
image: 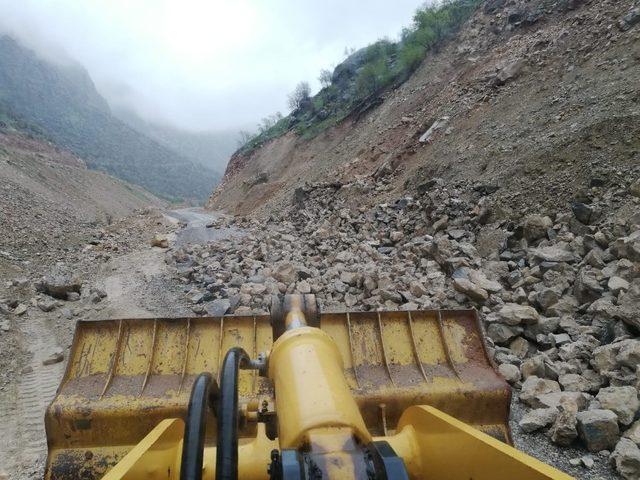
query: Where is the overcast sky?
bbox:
[0,0,424,131]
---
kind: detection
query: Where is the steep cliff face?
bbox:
[0,36,219,202]
[209,0,640,218]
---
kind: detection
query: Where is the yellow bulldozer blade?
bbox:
[45,309,510,480]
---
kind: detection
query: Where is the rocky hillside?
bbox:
[0,36,219,202]
[209,0,640,219]
[200,1,640,478]
[0,125,164,279]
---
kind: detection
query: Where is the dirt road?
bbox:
[0,208,212,479]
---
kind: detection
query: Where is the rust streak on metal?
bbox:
[100,319,124,399]
[217,316,225,384]
[406,311,429,383]
[436,310,460,379]
[178,318,191,394]
[377,312,395,386]
[346,312,361,389]
[139,319,158,397]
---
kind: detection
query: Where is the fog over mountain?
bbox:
[0,0,422,132]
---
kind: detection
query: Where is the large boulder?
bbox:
[576,409,620,452]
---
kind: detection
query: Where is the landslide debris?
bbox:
[173,165,639,477]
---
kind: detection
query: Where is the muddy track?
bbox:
[0,315,64,478]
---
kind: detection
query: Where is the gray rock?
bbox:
[572,202,594,225]
[206,298,231,317]
[498,363,521,383]
[487,323,520,345]
[453,277,488,302]
[623,420,640,445]
[523,215,553,242]
[272,262,297,284]
[617,341,640,369]
[498,303,539,326]
[576,409,620,452]
[519,376,561,407]
[611,438,640,480]
[619,7,640,31]
[43,351,64,366]
[597,387,640,426]
[519,407,558,433]
[37,299,57,312]
[531,391,589,411]
[531,246,576,263]
[380,289,402,304]
[36,271,82,300]
[609,276,630,296]
[559,373,591,392]
[618,280,640,331]
[574,267,604,304]
[549,398,578,446]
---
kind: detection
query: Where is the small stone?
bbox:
[13,304,27,315]
[559,373,590,392]
[453,277,488,302]
[576,409,620,452]
[498,303,539,326]
[37,299,57,312]
[498,363,521,383]
[549,398,578,446]
[151,234,169,248]
[531,246,576,263]
[523,215,553,242]
[409,281,428,298]
[296,281,311,294]
[67,292,80,302]
[43,351,64,365]
[206,298,231,317]
[581,455,594,469]
[596,386,640,426]
[272,263,297,284]
[519,407,558,433]
[519,376,561,407]
[572,202,594,224]
[379,289,402,304]
[487,323,519,345]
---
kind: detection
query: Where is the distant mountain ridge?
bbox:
[0,35,219,202]
[114,107,239,173]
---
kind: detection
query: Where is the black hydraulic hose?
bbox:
[215,347,252,480]
[180,373,214,480]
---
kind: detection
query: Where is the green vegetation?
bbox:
[238,0,483,155]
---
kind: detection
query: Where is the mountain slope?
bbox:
[114,107,238,173]
[0,124,164,265]
[209,0,640,219]
[0,35,218,202]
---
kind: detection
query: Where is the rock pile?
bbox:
[170,175,639,478]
